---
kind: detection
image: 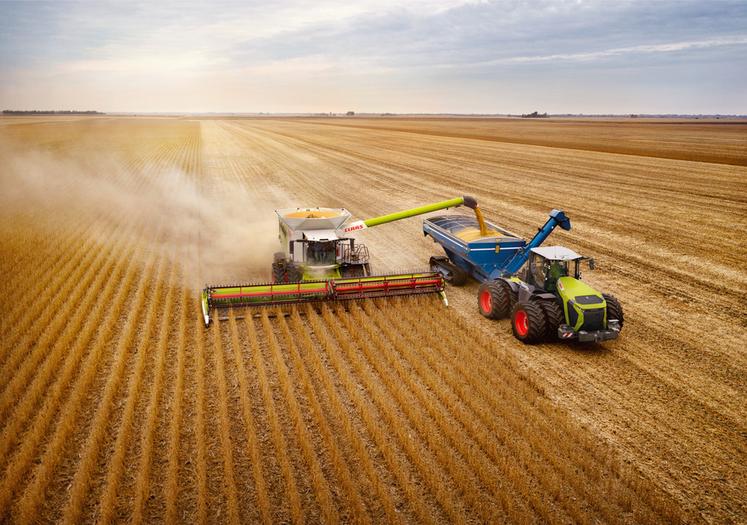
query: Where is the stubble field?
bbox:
[0,116,745,523]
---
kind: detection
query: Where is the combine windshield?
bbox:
[306,241,336,265]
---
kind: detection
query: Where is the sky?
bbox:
[1,0,746,114]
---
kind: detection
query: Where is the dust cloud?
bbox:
[0,145,278,287]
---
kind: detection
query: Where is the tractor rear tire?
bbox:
[478,280,512,319]
[603,294,624,329]
[511,301,546,344]
[539,300,564,340]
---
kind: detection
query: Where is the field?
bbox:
[0,116,745,523]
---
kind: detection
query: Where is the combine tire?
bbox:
[539,300,564,340]
[272,259,301,283]
[272,261,286,283]
[511,301,546,344]
[341,265,365,278]
[478,280,512,319]
[603,294,625,329]
[286,263,302,282]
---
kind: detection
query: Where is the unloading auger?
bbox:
[200,196,485,325]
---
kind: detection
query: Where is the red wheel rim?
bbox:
[479,290,492,313]
[515,310,528,336]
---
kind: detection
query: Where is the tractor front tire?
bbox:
[603,294,625,329]
[511,301,546,344]
[539,300,564,340]
[478,280,512,319]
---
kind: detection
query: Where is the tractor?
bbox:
[476,246,624,343]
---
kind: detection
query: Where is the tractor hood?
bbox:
[556,277,604,307]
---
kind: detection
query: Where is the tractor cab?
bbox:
[524,246,594,292]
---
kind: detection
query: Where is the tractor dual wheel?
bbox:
[538,300,564,340]
[603,294,625,329]
[478,280,514,319]
[511,301,546,344]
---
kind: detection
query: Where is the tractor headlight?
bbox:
[608,319,620,331]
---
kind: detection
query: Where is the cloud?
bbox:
[460,35,747,67]
[1,0,746,112]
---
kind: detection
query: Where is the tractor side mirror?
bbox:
[588,258,596,270]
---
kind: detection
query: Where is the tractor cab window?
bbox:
[530,256,546,287]
[544,260,568,291]
[306,241,336,265]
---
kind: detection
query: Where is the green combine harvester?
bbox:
[201,196,484,325]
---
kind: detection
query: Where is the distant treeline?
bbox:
[521,111,548,118]
[2,110,104,115]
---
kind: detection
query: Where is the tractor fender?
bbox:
[500,276,523,293]
[517,282,534,303]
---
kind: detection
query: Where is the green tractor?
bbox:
[478,246,624,343]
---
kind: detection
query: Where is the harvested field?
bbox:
[0,116,745,523]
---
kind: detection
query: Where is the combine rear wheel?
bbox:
[478,280,513,319]
[603,294,625,329]
[539,300,564,340]
[511,301,546,344]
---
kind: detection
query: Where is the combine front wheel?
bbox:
[511,302,546,344]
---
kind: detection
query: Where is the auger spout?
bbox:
[341,195,487,235]
[502,209,571,274]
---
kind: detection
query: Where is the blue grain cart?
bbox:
[423,209,571,283]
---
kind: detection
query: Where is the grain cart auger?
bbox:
[201,196,484,325]
[424,204,624,344]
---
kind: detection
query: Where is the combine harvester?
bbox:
[424,204,624,344]
[201,196,484,325]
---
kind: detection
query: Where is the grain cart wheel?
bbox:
[539,300,564,340]
[603,294,625,329]
[478,280,512,319]
[430,256,468,286]
[448,265,468,286]
[511,301,546,344]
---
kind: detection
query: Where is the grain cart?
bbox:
[424,206,623,343]
[201,196,484,325]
